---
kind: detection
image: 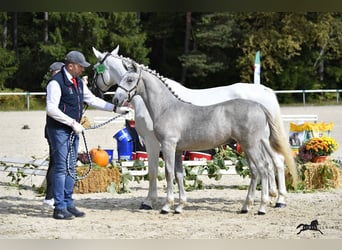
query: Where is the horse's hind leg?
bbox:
[242,147,270,215]
[174,152,187,214]
[273,153,287,208]
[241,155,258,213]
[257,163,270,215]
[262,142,287,208]
[264,148,278,200]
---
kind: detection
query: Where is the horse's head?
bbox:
[91,46,127,97]
[113,59,141,107]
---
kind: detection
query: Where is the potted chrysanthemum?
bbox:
[297,136,338,163]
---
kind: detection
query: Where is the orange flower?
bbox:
[304,136,338,156]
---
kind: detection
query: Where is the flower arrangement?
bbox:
[297,136,338,163]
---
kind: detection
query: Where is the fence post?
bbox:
[26,91,30,111]
[336,89,340,104]
[302,89,306,106]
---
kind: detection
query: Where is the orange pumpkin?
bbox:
[90,146,109,167]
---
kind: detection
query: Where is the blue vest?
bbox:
[46,67,84,130]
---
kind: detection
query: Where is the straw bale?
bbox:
[300,160,340,190]
[74,166,121,194]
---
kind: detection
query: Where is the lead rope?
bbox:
[66,113,125,181]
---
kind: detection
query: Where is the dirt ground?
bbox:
[0,107,341,239]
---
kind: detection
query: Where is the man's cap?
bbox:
[49,62,64,72]
[65,51,91,67]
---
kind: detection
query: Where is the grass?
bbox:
[1,90,341,111]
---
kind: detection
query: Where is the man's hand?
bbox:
[114,106,131,115]
[81,75,88,85]
[71,120,85,134]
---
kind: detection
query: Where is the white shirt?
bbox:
[46,68,114,127]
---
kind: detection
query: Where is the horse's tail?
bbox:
[261,104,298,189]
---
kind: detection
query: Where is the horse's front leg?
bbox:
[160,142,176,214]
[174,151,187,214]
[140,134,161,210]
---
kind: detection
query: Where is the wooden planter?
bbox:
[73,166,121,194]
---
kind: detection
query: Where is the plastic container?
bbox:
[104,149,114,163]
[189,151,212,161]
[135,151,148,161]
[113,128,133,160]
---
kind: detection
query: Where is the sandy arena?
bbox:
[0,106,341,239]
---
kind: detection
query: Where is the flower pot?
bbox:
[311,156,327,163]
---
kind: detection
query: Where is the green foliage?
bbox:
[176,12,342,90]
[119,172,133,193]
[183,145,249,191]
[1,159,42,195]
[0,88,46,110]
[6,168,27,195]
[0,48,17,89]
[0,12,341,94]
[0,12,149,92]
[294,159,340,191]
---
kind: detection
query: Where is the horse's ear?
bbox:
[111,45,119,55]
[92,47,102,59]
[122,58,132,71]
[132,62,139,72]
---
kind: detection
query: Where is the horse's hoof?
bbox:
[275,203,286,208]
[140,203,153,210]
[174,210,182,214]
[257,211,266,215]
[240,209,248,214]
[160,210,169,215]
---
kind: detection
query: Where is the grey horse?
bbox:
[113,60,294,215]
[91,47,298,211]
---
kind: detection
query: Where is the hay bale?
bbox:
[300,160,340,190]
[74,166,121,194]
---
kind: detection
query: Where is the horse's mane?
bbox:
[140,65,192,104]
[109,52,192,104]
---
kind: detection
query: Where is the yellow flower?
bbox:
[304,136,338,156]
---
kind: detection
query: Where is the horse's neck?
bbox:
[139,72,177,121]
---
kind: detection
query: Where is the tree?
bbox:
[178,12,342,92]
[0,13,17,89]
[140,12,187,81]
[0,47,17,89]
[0,12,150,91]
[179,12,242,88]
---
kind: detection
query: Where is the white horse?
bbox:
[114,60,291,215]
[91,46,298,210]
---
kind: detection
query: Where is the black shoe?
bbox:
[53,209,74,220]
[67,206,85,217]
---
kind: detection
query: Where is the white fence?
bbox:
[274,89,341,105]
[0,89,341,111]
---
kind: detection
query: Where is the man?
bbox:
[46,51,117,220]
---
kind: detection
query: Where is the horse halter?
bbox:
[91,52,112,93]
[117,68,142,102]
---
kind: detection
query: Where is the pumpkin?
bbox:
[90,146,109,167]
